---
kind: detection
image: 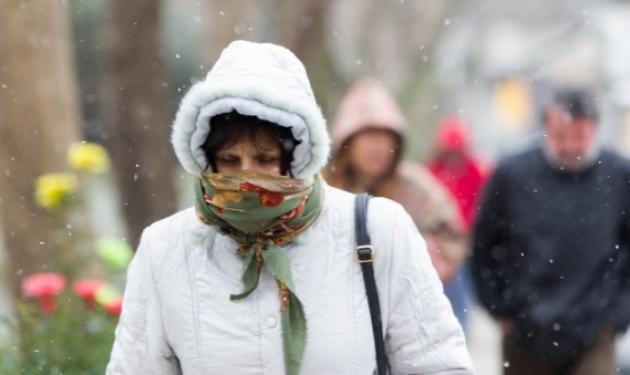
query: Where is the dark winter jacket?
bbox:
[472,146,630,367]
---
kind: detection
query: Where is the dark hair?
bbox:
[548,87,599,122]
[202,111,298,175]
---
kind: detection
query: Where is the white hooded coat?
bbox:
[106,40,474,375]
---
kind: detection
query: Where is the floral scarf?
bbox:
[194,170,323,375]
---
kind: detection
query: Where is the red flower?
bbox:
[238,182,285,207]
[105,297,122,316]
[73,279,106,309]
[280,195,308,220]
[259,191,284,207]
[240,182,265,192]
[22,273,66,314]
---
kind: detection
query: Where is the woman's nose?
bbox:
[240,157,254,171]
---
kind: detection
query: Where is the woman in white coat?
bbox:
[106,40,473,375]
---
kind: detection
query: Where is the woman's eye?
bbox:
[217,156,238,164]
[256,156,279,164]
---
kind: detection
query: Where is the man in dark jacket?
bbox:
[473,87,630,374]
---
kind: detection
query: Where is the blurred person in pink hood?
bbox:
[324,78,468,285]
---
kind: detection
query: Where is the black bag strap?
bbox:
[355,193,389,375]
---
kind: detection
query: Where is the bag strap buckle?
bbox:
[357,245,374,263]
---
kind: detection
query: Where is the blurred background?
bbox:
[1,0,630,373]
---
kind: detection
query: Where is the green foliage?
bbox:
[0,292,117,374]
[0,140,126,374]
[95,238,133,271]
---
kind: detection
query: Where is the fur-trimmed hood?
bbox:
[171,40,330,179]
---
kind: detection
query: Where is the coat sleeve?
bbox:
[106,227,181,375]
[383,203,474,375]
[471,165,513,318]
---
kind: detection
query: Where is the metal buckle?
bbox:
[356,245,374,263]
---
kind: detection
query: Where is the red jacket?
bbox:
[428,115,490,230]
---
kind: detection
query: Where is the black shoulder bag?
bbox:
[355,193,389,375]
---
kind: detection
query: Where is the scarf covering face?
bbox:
[194,170,324,375]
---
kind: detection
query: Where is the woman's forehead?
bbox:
[215,136,281,154]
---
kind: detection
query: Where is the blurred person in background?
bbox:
[428,115,490,230]
[107,42,473,374]
[428,115,491,332]
[472,87,630,374]
[325,78,469,297]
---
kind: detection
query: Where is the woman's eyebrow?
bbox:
[216,152,239,158]
[254,149,280,156]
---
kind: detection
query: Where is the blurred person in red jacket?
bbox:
[427,115,490,332]
[325,78,468,287]
[428,115,490,230]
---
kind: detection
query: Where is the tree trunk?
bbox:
[275,0,340,115]
[101,0,176,246]
[273,0,332,61]
[0,0,81,296]
[198,0,261,64]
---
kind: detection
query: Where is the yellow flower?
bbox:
[34,173,78,210]
[67,142,111,174]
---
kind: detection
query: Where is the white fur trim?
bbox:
[171,40,330,179]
